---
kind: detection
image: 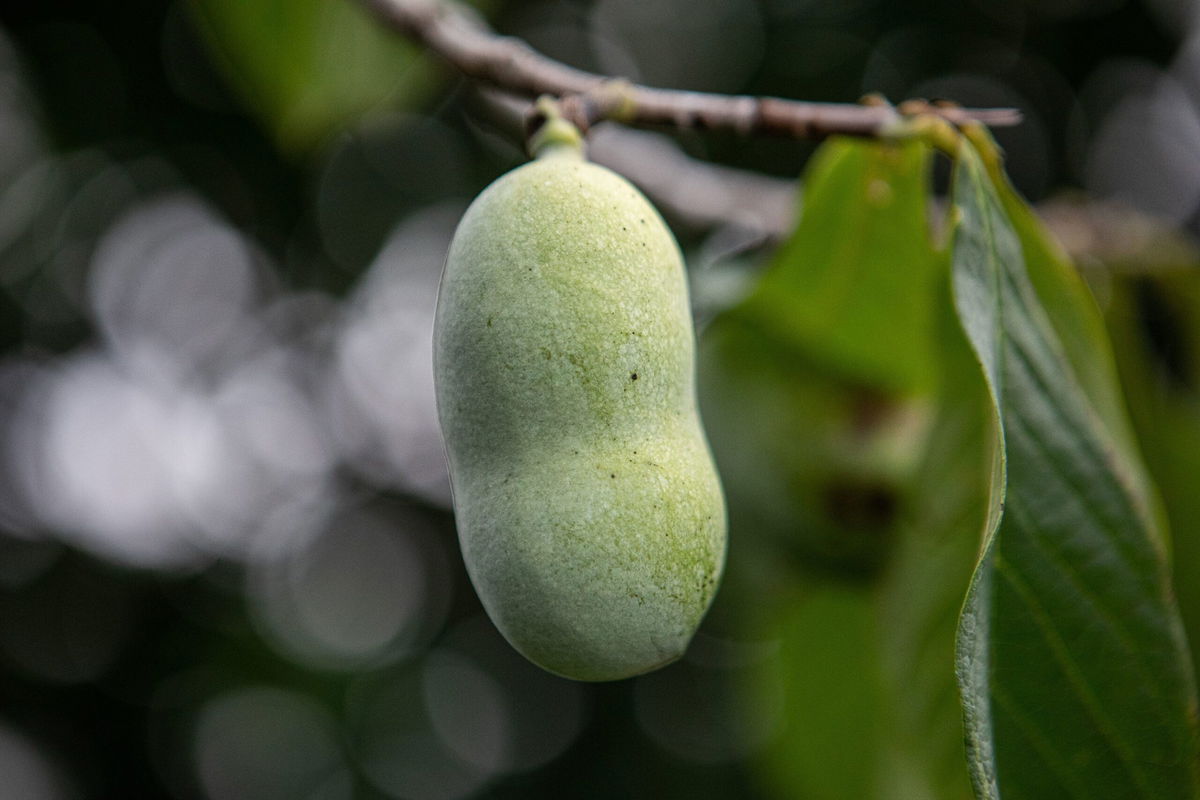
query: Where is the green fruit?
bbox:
[433,116,727,682]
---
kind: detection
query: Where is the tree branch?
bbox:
[465,88,1200,274]
[359,0,1021,139]
[362,0,1184,273]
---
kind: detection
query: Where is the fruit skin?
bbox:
[434,134,726,682]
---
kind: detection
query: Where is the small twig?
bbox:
[358,0,1022,140]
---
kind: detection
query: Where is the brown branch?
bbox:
[401,22,1181,273]
[359,0,1021,139]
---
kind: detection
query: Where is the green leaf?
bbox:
[699,321,926,573]
[727,138,977,799]
[188,0,437,152]
[950,141,1199,798]
[741,286,985,800]
[740,138,939,393]
[747,581,884,800]
[875,272,991,800]
[967,128,1163,537]
[698,138,940,574]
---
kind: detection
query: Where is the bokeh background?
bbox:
[0,0,1198,797]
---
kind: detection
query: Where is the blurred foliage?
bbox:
[187,0,441,154]
[699,140,938,576]
[1099,260,1200,686]
[0,0,1199,798]
[736,289,988,799]
[702,140,969,796]
[733,140,939,392]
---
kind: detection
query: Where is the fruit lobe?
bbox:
[434,137,726,681]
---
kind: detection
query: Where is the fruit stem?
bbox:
[528,96,585,159]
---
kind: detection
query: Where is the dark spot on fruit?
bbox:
[486,316,494,327]
[630,372,638,381]
[610,473,616,479]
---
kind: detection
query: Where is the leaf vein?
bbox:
[993,554,1159,797]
